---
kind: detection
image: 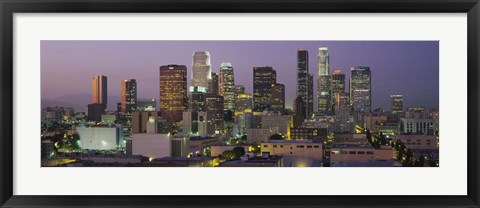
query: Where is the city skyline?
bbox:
[41,41,439,112]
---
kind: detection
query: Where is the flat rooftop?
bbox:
[266,140,313,144]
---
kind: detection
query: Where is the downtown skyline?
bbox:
[41,41,439,112]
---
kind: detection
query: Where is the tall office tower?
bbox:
[391,94,404,115]
[192,51,211,89]
[334,91,351,133]
[205,93,225,135]
[334,91,349,110]
[121,79,137,113]
[188,86,206,134]
[209,72,219,95]
[317,47,331,114]
[331,69,346,111]
[307,74,314,117]
[219,62,235,110]
[297,49,313,116]
[271,83,285,111]
[293,96,306,128]
[253,66,277,112]
[92,75,108,110]
[189,86,206,112]
[159,65,188,124]
[350,66,372,113]
[235,93,253,112]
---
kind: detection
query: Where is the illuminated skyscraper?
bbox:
[91,75,107,109]
[209,72,219,95]
[297,49,313,116]
[205,93,224,135]
[271,83,285,111]
[331,69,346,111]
[235,93,253,112]
[391,94,404,115]
[192,51,211,89]
[253,66,276,112]
[317,47,331,114]
[307,74,314,116]
[121,79,137,113]
[159,65,188,124]
[219,62,235,110]
[350,66,372,113]
[188,86,207,134]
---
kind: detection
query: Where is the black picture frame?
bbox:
[1,0,479,207]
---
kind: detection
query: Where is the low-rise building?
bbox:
[76,125,124,150]
[261,140,323,160]
[393,134,437,150]
[219,154,283,167]
[290,127,327,142]
[189,136,221,151]
[211,145,250,157]
[261,111,292,137]
[330,145,393,164]
[246,127,279,143]
[130,133,171,159]
[334,133,368,145]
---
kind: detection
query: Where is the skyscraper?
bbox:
[219,62,235,111]
[317,47,331,114]
[331,69,346,111]
[205,93,224,135]
[350,66,372,113]
[209,72,219,95]
[91,75,107,109]
[297,49,312,116]
[121,79,137,113]
[192,51,211,89]
[271,83,285,111]
[235,93,253,112]
[159,65,188,124]
[253,66,276,112]
[188,86,207,134]
[307,73,314,117]
[391,94,404,115]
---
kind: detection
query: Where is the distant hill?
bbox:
[42,93,120,112]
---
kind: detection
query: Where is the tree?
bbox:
[269,134,283,140]
[417,155,425,167]
[240,135,247,141]
[366,130,372,144]
[222,150,236,160]
[233,146,245,158]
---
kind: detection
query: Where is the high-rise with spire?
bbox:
[317,47,331,114]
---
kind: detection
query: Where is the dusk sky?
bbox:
[41,41,439,111]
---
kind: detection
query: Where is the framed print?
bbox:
[1,0,479,207]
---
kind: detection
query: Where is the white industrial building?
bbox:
[76,125,123,150]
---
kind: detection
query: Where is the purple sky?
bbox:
[41,41,439,111]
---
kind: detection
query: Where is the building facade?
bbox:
[350,66,372,113]
[271,83,285,111]
[121,79,137,113]
[219,62,236,110]
[253,66,276,112]
[192,51,211,89]
[317,47,331,114]
[159,65,188,125]
[91,75,108,107]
